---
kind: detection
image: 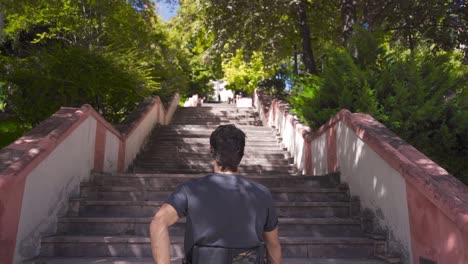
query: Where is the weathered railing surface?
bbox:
[0,94,179,264]
[254,89,468,264]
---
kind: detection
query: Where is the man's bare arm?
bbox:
[263,227,282,264]
[150,203,180,264]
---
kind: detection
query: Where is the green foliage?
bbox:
[290,47,382,128]
[0,118,31,148]
[222,50,275,94]
[165,1,222,98]
[290,31,468,182]
[361,0,467,56]
[0,0,187,125]
[0,86,6,111]
[2,45,158,124]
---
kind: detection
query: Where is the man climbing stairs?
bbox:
[27,103,398,263]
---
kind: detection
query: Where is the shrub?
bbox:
[290,36,468,183]
[1,45,158,124]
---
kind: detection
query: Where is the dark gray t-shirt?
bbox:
[165,173,278,259]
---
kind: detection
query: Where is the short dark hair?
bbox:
[210,125,246,172]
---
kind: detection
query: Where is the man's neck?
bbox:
[213,162,238,175]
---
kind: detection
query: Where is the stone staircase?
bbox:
[27,103,398,264]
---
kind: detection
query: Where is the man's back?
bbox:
[150,125,282,264]
[166,173,278,259]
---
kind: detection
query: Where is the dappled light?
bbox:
[1,0,466,262]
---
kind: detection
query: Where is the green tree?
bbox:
[0,0,178,124]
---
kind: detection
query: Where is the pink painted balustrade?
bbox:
[0,94,179,264]
[253,89,468,264]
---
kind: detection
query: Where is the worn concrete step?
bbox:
[130,168,297,175]
[138,144,286,153]
[176,109,256,113]
[153,133,275,139]
[136,152,288,160]
[176,109,255,113]
[147,137,279,144]
[144,140,280,148]
[153,131,275,137]
[39,236,384,258]
[142,141,283,147]
[175,109,256,113]
[173,117,259,122]
[131,164,295,174]
[177,106,255,110]
[173,116,259,121]
[57,217,363,237]
[80,186,349,202]
[171,120,260,125]
[163,125,273,131]
[92,173,335,189]
[171,121,263,126]
[138,148,289,157]
[156,127,275,134]
[170,119,262,125]
[133,157,290,166]
[25,257,390,264]
[70,200,350,218]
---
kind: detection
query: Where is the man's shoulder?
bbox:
[237,175,272,197]
[184,174,272,197]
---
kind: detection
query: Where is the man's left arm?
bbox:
[150,203,180,264]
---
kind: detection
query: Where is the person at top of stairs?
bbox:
[149,124,282,264]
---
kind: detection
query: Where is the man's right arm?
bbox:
[263,227,282,264]
[150,203,179,264]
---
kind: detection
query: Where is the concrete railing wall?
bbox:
[253,89,468,264]
[0,94,179,264]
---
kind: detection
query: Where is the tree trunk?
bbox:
[293,44,299,75]
[341,0,356,46]
[0,5,5,41]
[297,0,318,75]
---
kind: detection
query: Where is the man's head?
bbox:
[210,125,246,172]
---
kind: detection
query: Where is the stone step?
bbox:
[80,186,349,202]
[146,137,279,144]
[153,131,275,137]
[138,148,289,157]
[176,109,255,113]
[175,109,256,113]
[170,120,262,125]
[171,121,263,126]
[39,236,384,258]
[171,120,260,125]
[177,106,254,110]
[25,257,389,264]
[92,173,334,189]
[153,133,276,139]
[136,152,288,160]
[162,125,274,131]
[131,164,295,174]
[156,128,275,135]
[70,200,350,218]
[144,140,280,148]
[138,144,286,152]
[173,116,259,120]
[57,217,363,237]
[173,117,259,122]
[130,168,297,175]
[133,157,290,166]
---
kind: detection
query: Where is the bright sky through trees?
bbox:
[157,2,179,21]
